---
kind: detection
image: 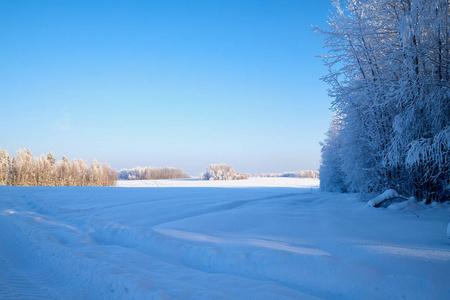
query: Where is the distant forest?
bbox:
[118,166,190,180]
[0,148,320,186]
[254,171,319,179]
[0,148,117,186]
[318,0,449,202]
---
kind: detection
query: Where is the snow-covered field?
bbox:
[1,178,449,299]
[116,177,320,188]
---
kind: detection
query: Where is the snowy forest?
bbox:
[318,0,450,202]
[0,148,117,186]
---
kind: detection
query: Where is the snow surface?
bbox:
[116,177,320,188]
[1,178,449,299]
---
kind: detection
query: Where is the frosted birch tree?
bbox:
[318,0,450,202]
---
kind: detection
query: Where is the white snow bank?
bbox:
[387,197,427,216]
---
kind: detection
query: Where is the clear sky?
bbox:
[1,0,332,176]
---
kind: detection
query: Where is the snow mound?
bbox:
[387,197,426,213]
[367,189,408,208]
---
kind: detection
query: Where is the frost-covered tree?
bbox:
[47,152,56,166]
[35,154,50,186]
[0,148,11,185]
[11,149,34,186]
[200,164,248,180]
[319,115,348,192]
[70,159,89,186]
[317,0,450,202]
[57,156,70,186]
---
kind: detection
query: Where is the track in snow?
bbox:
[0,178,449,299]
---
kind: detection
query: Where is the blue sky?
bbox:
[1,0,332,175]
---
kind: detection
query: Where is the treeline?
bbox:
[118,166,190,180]
[254,171,319,179]
[0,148,117,186]
[317,0,449,202]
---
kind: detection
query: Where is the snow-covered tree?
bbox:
[319,115,348,192]
[0,148,11,185]
[200,164,248,180]
[47,152,56,166]
[57,156,71,186]
[317,0,450,202]
[11,149,34,186]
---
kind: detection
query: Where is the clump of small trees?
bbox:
[200,164,248,180]
[317,0,450,202]
[0,147,117,186]
[118,166,190,180]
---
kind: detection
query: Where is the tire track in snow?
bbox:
[2,188,373,299]
[78,192,356,299]
[153,192,302,227]
[0,213,61,300]
[0,191,177,299]
[85,221,326,299]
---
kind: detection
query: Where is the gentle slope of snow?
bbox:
[0,178,449,299]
